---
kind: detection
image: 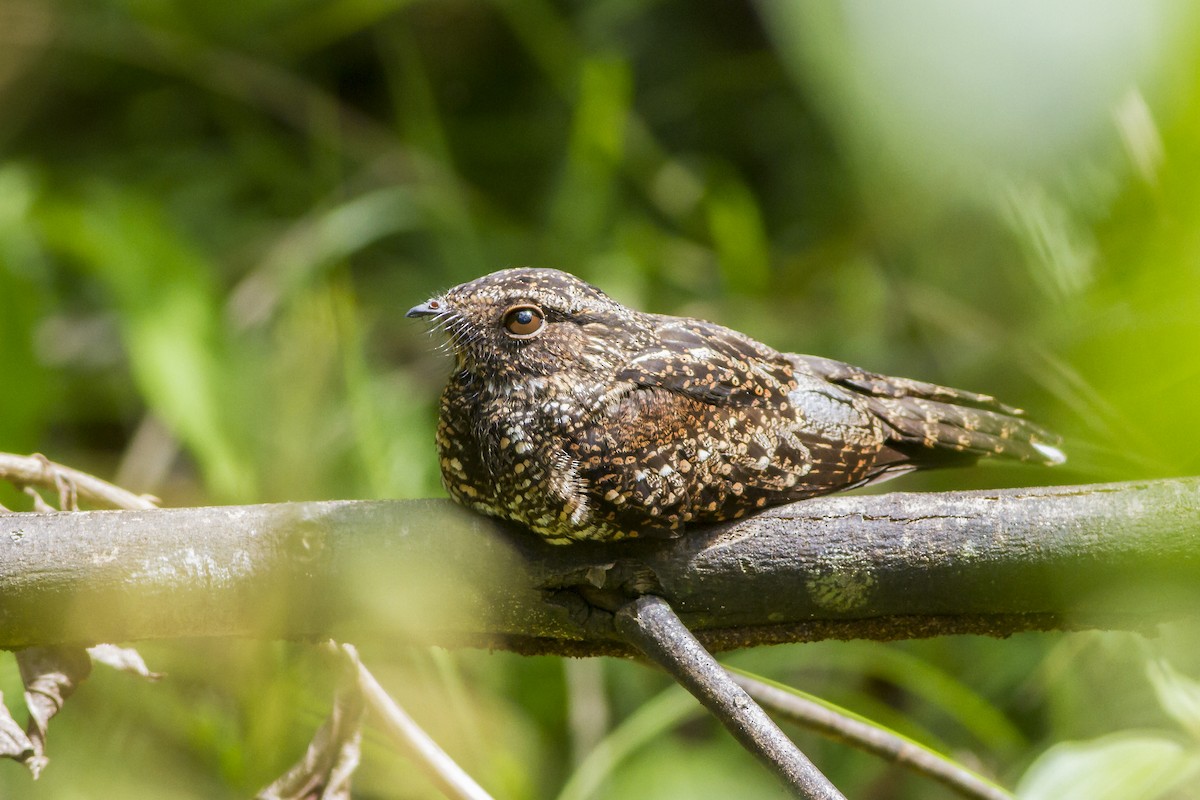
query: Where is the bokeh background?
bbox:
[3,0,1200,797]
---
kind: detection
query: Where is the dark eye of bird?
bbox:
[502,304,545,338]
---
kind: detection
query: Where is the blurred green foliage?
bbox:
[2,0,1200,797]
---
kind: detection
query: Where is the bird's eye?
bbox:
[501,304,545,339]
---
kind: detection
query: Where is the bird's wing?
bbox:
[569,319,887,534]
[792,355,1064,465]
[614,316,796,405]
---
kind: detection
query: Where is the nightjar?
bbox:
[409,268,1064,544]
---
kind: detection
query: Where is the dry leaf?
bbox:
[257,655,364,800]
[87,644,163,681]
[0,692,34,762]
[16,646,93,778]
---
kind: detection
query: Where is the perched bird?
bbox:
[408,268,1064,544]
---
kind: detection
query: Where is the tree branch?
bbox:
[0,478,1197,653]
[731,672,1012,800]
[615,595,844,799]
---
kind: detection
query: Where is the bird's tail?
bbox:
[796,355,1065,468]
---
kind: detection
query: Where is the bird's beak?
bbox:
[406,301,440,319]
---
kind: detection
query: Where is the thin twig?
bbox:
[334,643,493,800]
[0,453,158,510]
[614,595,846,800]
[732,672,1013,800]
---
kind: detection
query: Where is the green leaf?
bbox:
[706,173,771,294]
[556,687,699,800]
[38,188,256,500]
[1147,659,1200,742]
[0,164,53,453]
[546,57,633,261]
[1017,733,1200,800]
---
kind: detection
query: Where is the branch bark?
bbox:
[0,478,1197,654]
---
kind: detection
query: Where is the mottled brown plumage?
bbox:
[408,268,1064,544]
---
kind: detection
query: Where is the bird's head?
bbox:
[408,268,645,386]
